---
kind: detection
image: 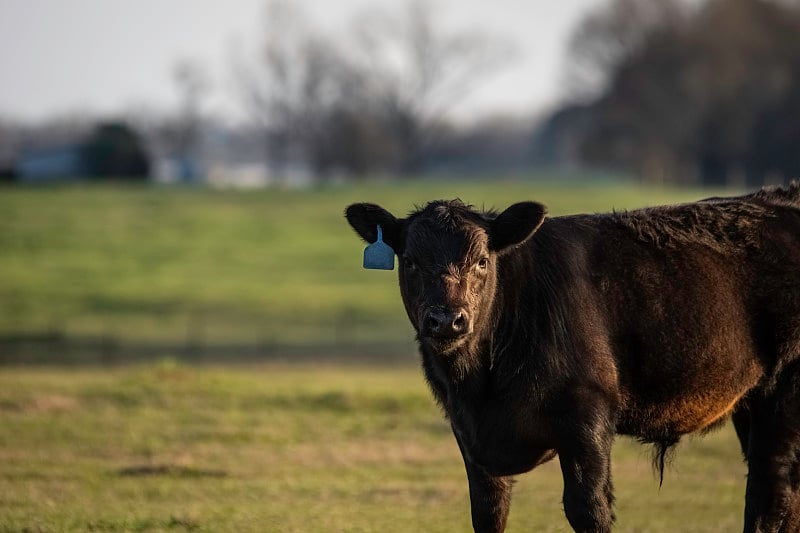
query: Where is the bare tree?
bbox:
[235,0,516,179]
[351,0,515,172]
[235,2,356,179]
[172,59,209,164]
[565,0,691,101]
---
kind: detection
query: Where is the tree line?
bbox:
[1,1,523,183]
[6,0,799,186]
[557,0,800,186]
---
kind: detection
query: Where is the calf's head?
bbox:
[345,200,546,353]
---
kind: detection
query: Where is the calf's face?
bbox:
[346,200,545,353]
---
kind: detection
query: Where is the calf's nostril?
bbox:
[425,314,442,333]
[452,313,467,332]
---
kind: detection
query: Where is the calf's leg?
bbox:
[742,369,800,533]
[453,431,513,533]
[732,399,751,458]
[463,460,513,533]
[557,404,616,533]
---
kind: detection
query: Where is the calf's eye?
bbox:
[477,257,489,269]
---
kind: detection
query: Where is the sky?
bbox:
[0,0,605,124]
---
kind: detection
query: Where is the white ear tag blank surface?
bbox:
[363,225,395,270]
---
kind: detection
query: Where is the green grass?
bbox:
[0,178,750,529]
[0,178,737,355]
[0,363,747,532]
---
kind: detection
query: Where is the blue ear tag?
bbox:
[363,225,395,270]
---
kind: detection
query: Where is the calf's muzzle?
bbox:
[422,307,472,338]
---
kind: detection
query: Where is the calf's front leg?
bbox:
[453,429,513,532]
[463,458,513,533]
[557,409,616,533]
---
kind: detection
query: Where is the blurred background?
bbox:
[5,0,800,364]
[0,0,796,530]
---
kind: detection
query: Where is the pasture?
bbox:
[0,178,749,531]
[0,363,746,532]
[0,178,733,360]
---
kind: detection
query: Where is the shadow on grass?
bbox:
[0,332,416,366]
[116,464,227,478]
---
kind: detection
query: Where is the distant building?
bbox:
[205,162,270,188]
[12,122,150,182]
[152,156,204,184]
[16,144,87,181]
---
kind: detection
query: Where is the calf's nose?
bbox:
[424,308,470,338]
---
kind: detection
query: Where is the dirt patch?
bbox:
[0,394,80,413]
[29,393,79,413]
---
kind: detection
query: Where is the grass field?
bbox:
[0,179,753,530]
[0,178,737,359]
[0,362,747,532]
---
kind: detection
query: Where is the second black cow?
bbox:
[345,184,800,533]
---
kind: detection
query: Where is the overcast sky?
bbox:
[0,0,604,124]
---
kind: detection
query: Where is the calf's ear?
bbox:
[488,201,547,252]
[345,203,404,251]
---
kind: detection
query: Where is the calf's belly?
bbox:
[617,357,762,438]
[477,445,557,477]
[458,417,558,476]
[619,390,744,438]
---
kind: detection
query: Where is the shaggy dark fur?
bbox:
[345,182,800,533]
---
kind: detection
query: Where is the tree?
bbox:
[81,122,150,179]
[565,0,800,185]
[171,59,209,165]
[351,0,514,172]
[565,0,690,100]
[236,0,515,179]
[235,2,359,179]
[0,118,24,180]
